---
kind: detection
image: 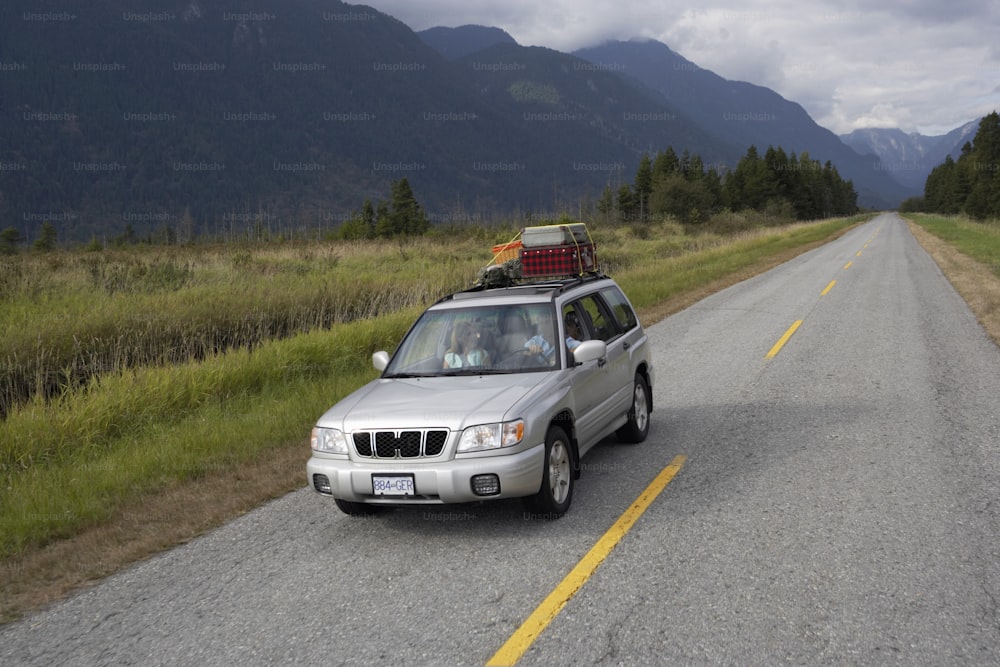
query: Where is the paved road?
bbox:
[3,213,999,665]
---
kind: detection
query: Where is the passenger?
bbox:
[444,321,490,368]
[563,312,584,351]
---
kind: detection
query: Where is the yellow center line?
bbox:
[855,250,863,257]
[486,455,688,667]
[843,261,853,270]
[821,280,836,296]
[765,320,803,359]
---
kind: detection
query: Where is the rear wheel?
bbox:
[523,426,574,518]
[616,373,650,443]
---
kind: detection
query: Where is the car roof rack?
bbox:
[440,270,609,302]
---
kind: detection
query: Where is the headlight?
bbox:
[311,426,349,455]
[457,420,524,452]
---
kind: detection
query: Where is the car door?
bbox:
[599,285,646,412]
[563,297,604,448]
[588,289,634,417]
[566,293,629,450]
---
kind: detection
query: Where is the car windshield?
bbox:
[383,303,561,377]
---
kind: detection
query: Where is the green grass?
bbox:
[0,310,419,557]
[907,214,1000,277]
[0,215,872,558]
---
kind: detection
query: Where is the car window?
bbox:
[601,286,638,332]
[576,294,618,342]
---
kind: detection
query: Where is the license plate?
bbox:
[371,474,415,496]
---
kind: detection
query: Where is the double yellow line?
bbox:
[487,455,687,666]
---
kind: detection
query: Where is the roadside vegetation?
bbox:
[904,213,1000,276]
[904,213,1000,348]
[0,210,907,621]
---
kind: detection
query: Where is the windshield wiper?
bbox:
[437,368,507,376]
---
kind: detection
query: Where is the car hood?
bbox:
[318,373,554,431]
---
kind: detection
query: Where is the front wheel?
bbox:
[616,373,650,443]
[523,426,574,518]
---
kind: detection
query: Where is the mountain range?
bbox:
[839,123,979,192]
[0,0,975,242]
[423,28,977,203]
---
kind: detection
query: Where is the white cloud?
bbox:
[362,0,1000,135]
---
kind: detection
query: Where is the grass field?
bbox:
[1,211,933,620]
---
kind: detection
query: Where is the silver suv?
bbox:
[307,273,652,518]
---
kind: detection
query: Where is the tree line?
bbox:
[902,112,1000,219]
[339,145,860,240]
[596,145,858,224]
[3,144,861,252]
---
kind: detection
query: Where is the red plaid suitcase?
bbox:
[520,242,596,277]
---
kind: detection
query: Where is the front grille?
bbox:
[353,430,449,458]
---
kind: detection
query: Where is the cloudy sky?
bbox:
[361,0,1000,136]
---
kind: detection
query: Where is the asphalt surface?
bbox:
[2,213,999,666]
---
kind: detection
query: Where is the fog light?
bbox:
[312,474,332,495]
[471,474,500,496]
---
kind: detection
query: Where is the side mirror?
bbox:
[372,351,390,371]
[570,339,606,366]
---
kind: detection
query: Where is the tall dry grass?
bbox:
[0,238,484,416]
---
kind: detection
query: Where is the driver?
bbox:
[525,310,584,359]
[523,310,560,359]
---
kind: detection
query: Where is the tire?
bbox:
[523,426,574,518]
[334,498,385,517]
[616,373,650,443]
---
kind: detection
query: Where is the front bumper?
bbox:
[307,442,545,505]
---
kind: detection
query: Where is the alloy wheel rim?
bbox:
[549,441,570,503]
[634,383,648,432]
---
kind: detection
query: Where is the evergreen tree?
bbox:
[685,153,705,181]
[374,201,393,238]
[596,185,615,223]
[652,147,679,180]
[633,155,653,221]
[725,146,779,211]
[1,227,22,255]
[616,185,636,221]
[389,178,429,235]
[361,199,376,236]
[33,221,57,252]
[702,165,724,207]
